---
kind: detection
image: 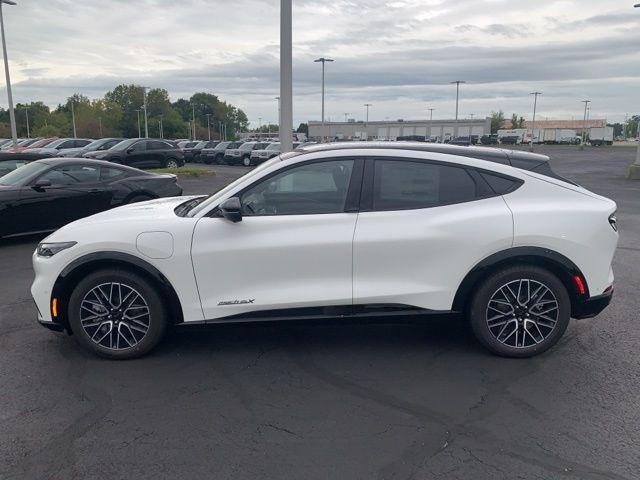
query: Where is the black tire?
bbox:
[242,155,252,167]
[216,154,225,165]
[68,269,168,359]
[127,194,153,204]
[165,158,179,169]
[469,265,570,358]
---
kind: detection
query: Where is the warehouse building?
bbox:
[308,118,491,142]
[502,119,606,136]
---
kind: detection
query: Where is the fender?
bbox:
[53,251,183,331]
[452,246,589,313]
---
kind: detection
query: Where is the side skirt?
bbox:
[177,304,456,327]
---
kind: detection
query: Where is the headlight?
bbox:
[37,241,77,257]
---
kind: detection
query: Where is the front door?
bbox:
[191,158,361,320]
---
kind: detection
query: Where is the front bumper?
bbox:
[573,289,613,319]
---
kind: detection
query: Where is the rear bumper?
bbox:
[573,290,613,319]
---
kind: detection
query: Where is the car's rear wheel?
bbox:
[242,156,252,167]
[469,265,570,358]
[68,269,167,359]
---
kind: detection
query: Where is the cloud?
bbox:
[0,0,637,125]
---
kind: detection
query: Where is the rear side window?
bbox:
[101,167,125,180]
[372,160,477,211]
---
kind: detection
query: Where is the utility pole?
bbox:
[451,80,465,137]
[0,0,17,146]
[135,109,141,138]
[206,113,212,140]
[275,96,281,137]
[530,92,541,151]
[581,100,591,149]
[314,57,334,142]
[258,117,262,131]
[142,87,149,138]
[24,105,29,138]
[98,116,103,137]
[71,100,77,137]
[159,114,163,139]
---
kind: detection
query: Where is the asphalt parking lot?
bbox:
[1,148,639,480]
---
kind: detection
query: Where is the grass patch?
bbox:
[151,166,215,177]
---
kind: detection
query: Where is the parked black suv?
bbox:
[200,141,241,165]
[84,138,184,169]
[190,140,219,163]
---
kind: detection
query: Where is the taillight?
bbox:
[608,212,617,232]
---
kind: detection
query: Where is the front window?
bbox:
[240,159,354,216]
[239,143,255,151]
[266,143,280,151]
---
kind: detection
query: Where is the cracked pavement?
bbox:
[0,150,639,480]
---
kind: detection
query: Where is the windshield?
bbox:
[266,143,280,151]
[239,143,255,151]
[42,139,67,149]
[188,156,283,217]
[0,162,50,186]
[214,142,230,151]
[111,138,139,151]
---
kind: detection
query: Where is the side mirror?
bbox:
[219,197,242,223]
[32,179,52,191]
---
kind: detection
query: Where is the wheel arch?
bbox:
[452,247,589,316]
[52,251,184,333]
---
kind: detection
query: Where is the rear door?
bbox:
[125,140,152,168]
[353,157,513,311]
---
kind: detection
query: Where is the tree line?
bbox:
[0,85,250,140]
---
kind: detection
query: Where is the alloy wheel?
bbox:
[486,278,559,348]
[166,159,178,168]
[80,282,151,350]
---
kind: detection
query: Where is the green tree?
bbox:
[296,123,308,135]
[490,111,504,133]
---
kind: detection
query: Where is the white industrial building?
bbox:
[307,118,491,142]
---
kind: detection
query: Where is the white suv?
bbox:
[31,142,618,359]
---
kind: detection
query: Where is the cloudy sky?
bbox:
[1,0,639,126]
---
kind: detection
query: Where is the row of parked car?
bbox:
[176,139,304,166]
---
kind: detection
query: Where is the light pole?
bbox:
[530,91,541,151]
[191,103,196,140]
[135,109,141,138]
[343,113,349,122]
[275,96,281,137]
[71,100,77,137]
[364,103,372,140]
[280,0,293,152]
[581,100,591,149]
[98,116,103,137]
[159,114,164,139]
[314,57,334,142]
[451,80,465,137]
[428,107,434,140]
[0,0,17,146]
[142,87,149,138]
[206,113,212,141]
[630,3,640,178]
[24,105,29,138]
[258,117,262,131]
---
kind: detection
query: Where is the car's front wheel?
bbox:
[242,156,252,167]
[469,265,570,358]
[165,158,179,169]
[68,269,168,359]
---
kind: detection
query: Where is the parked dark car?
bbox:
[190,140,219,163]
[0,158,182,238]
[27,138,93,157]
[200,141,241,165]
[224,141,270,166]
[83,138,184,169]
[177,141,200,161]
[58,137,125,158]
[480,134,499,145]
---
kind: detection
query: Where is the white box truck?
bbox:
[589,126,614,146]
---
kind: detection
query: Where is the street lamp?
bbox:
[274,96,281,137]
[630,3,640,178]
[142,87,149,138]
[135,109,141,138]
[70,99,77,137]
[159,113,164,139]
[428,107,435,140]
[0,0,17,146]
[280,0,293,152]
[24,105,29,138]
[530,92,541,151]
[581,99,591,149]
[206,113,212,141]
[451,80,466,137]
[314,57,334,142]
[191,103,196,140]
